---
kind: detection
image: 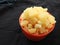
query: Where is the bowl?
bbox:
[19,13,55,41]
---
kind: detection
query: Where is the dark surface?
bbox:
[0,0,60,45]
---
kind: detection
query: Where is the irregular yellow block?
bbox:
[28,28,36,34]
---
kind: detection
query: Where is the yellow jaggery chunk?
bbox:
[28,24,33,29]
[35,24,41,29]
[21,20,28,27]
[28,28,36,34]
[21,6,56,34]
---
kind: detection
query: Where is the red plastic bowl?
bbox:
[19,13,55,41]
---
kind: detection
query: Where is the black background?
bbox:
[0,0,60,45]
